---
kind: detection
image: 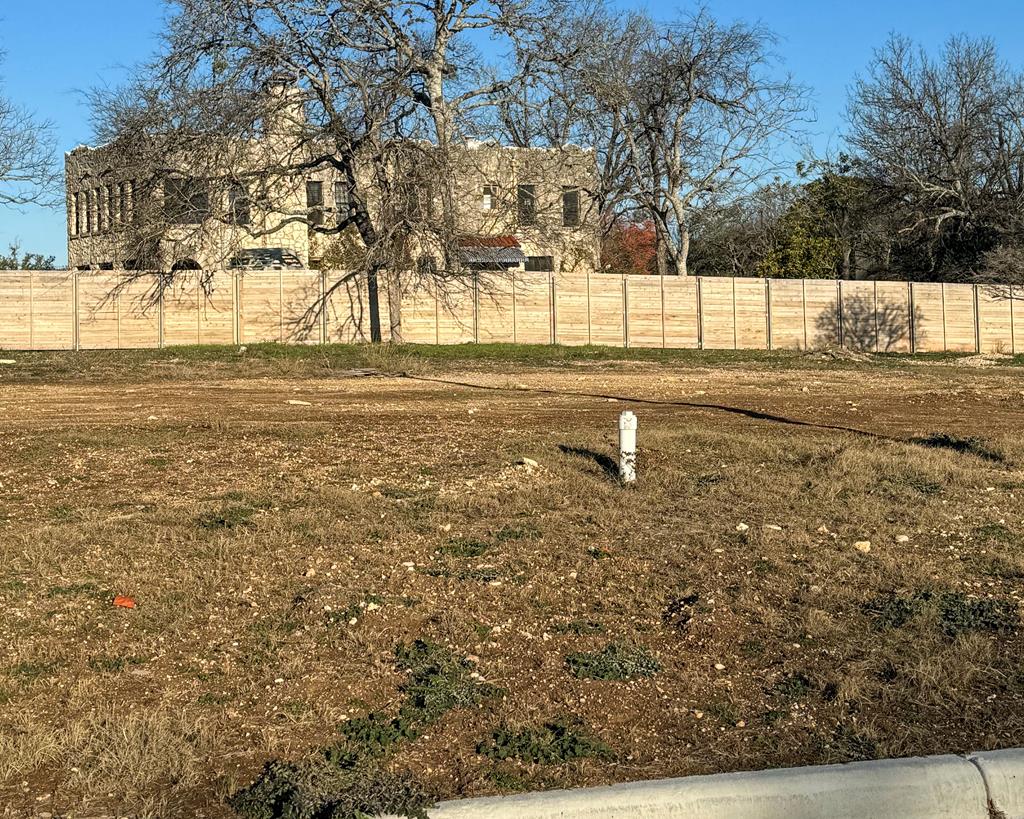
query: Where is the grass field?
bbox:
[1,343,1023,817]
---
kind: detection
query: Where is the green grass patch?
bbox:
[864,590,1018,636]
[477,719,613,764]
[439,537,490,558]
[565,642,660,681]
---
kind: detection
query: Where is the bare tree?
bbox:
[0,54,59,209]
[585,10,807,276]
[848,35,1024,275]
[87,0,580,341]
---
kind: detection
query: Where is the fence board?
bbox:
[117,275,160,348]
[734,278,768,349]
[625,276,663,348]
[804,280,841,348]
[700,277,736,349]
[398,280,439,344]
[477,275,516,344]
[238,271,283,343]
[0,273,33,349]
[77,273,121,350]
[436,278,476,344]
[943,284,977,352]
[910,283,944,352]
[977,285,1014,354]
[30,271,76,350]
[514,273,553,344]
[768,279,805,349]
[553,273,589,346]
[874,282,912,353]
[662,277,699,349]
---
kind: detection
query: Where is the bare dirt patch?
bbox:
[1,346,1023,816]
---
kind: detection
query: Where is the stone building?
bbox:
[65,137,601,276]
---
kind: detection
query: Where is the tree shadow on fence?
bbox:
[814,292,925,352]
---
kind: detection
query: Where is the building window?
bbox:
[165,178,210,225]
[517,184,536,225]
[229,183,251,226]
[96,188,106,232]
[105,186,115,231]
[525,255,554,272]
[123,181,134,223]
[69,194,77,237]
[334,182,349,212]
[482,185,496,211]
[562,187,580,227]
[86,190,94,233]
[306,181,324,226]
[306,181,323,208]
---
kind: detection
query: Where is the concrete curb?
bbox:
[420,750,1024,818]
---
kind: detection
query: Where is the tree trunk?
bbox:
[678,227,690,277]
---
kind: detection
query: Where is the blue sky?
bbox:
[3,0,1024,264]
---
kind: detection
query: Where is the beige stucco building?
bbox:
[65,137,600,276]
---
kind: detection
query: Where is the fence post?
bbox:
[973,283,981,353]
[158,275,164,349]
[511,271,517,345]
[473,273,480,344]
[908,281,916,354]
[697,276,704,350]
[731,276,737,350]
[765,277,772,350]
[234,272,241,346]
[801,278,808,350]
[660,273,666,349]
[550,271,557,345]
[837,280,844,348]
[586,270,592,346]
[320,269,327,345]
[73,270,80,352]
[623,276,629,348]
[1011,284,1017,355]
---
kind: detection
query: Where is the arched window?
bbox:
[171,258,202,271]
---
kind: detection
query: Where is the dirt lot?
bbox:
[1,345,1023,817]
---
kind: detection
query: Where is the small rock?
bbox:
[895,535,910,544]
[348,617,358,625]
[0,359,16,365]
[854,541,872,554]
[735,720,746,728]
[735,523,749,533]
[809,585,823,594]
[287,400,312,406]
[304,567,316,578]
[518,457,539,469]
[764,524,782,531]
[146,415,159,421]
[714,663,726,671]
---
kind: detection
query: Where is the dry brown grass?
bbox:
[1,347,1023,816]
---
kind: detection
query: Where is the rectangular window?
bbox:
[165,178,210,224]
[124,181,134,223]
[306,181,323,208]
[525,255,554,272]
[562,187,580,227]
[482,185,496,211]
[95,188,106,232]
[334,182,349,211]
[517,184,536,225]
[86,190,94,233]
[105,185,114,231]
[69,194,78,237]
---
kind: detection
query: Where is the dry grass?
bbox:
[1,346,1023,816]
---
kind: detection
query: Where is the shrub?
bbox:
[565,643,660,681]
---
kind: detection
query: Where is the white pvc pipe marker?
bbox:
[619,410,638,483]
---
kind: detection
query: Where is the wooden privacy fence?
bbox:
[0,269,1021,354]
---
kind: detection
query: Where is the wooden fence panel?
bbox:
[477,275,516,344]
[117,275,160,349]
[1011,286,1023,355]
[700,277,736,349]
[662,277,699,349]
[163,276,202,347]
[199,275,237,345]
[553,273,589,346]
[326,273,370,343]
[943,284,977,352]
[0,272,34,349]
[30,271,76,350]
[768,279,805,349]
[77,273,121,350]
[625,276,663,348]
[238,271,283,343]
[804,280,841,348]
[909,283,944,352]
[437,279,476,344]
[514,273,553,344]
[874,282,912,353]
[734,278,768,349]
[587,275,624,347]
[399,281,439,344]
[839,280,877,351]
[977,285,1014,354]
[281,270,322,343]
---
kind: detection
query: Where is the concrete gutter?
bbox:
[419,749,1024,818]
